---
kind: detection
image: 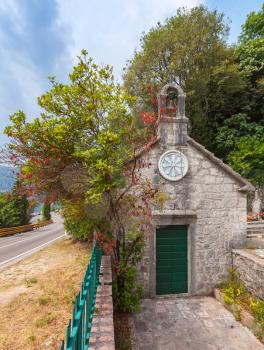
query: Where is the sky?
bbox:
[0,0,263,145]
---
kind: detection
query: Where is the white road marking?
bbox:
[0,234,65,267]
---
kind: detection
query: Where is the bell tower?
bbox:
[157,83,189,146]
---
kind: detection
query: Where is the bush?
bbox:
[64,217,93,241]
[113,264,143,313]
[42,203,51,221]
[219,268,264,331]
[61,200,98,241]
[223,286,242,305]
[220,268,247,305]
[250,298,264,330]
[0,192,30,228]
[110,232,145,313]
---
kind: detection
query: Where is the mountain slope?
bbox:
[0,166,17,192]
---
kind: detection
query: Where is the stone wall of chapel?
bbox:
[137,142,247,296]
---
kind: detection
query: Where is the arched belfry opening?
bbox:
[158,83,186,119]
[157,83,189,146]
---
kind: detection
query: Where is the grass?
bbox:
[25,277,38,287]
[0,237,91,350]
[219,269,264,342]
[27,335,36,342]
[37,296,49,306]
[35,313,56,328]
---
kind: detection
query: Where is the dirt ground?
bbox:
[114,311,132,350]
[0,237,91,350]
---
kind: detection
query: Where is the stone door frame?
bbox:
[150,210,197,297]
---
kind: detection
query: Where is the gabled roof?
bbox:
[135,136,255,193]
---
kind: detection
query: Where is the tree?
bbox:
[228,135,264,188]
[227,4,264,188]
[236,4,264,126]
[42,202,51,221]
[5,51,160,311]
[239,4,264,42]
[0,191,30,228]
[215,113,264,160]
[238,39,264,84]
[123,6,248,154]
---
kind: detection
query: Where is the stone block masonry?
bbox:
[138,139,249,296]
[232,249,264,299]
[89,255,115,350]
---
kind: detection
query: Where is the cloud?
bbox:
[0,0,26,35]
[0,0,71,144]
[0,0,205,145]
[56,0,205,78]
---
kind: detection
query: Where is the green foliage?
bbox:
[64,217,93,241]
[236,4,264,129]
[5,51,156,313]
[62,199,103,241]
[5,50,139,203]
[215,114,264,159]
[250,298,264,330]
[25,277,38,287]
[123,6,247,154]
[113,232,145,313]
[4,50,145,234]
[237,39,264,82]
[27,335,36,342]
[236,37,264,125]
[239,4,264,42]
[42,202,51,221]
[219,268,264,330]
[223,4,264,186]
[228,135,264,186]
[0,192,30,228]
[113,265,143,313]
[223,286,242,305]
[37,296,49,306]
[124,2,264,177]
[220,268,247,305]
[35,313,55,328]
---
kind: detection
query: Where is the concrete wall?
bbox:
[232,249,264,300]
[137,141,248,297]
[89,256,115,350]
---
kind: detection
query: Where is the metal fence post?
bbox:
[60,244,102,350]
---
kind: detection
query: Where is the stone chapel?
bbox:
[137,83,255,297]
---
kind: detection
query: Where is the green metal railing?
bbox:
[60,244,102,350]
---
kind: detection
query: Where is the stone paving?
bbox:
[131,296,264,350]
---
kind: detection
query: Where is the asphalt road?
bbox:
[0,214,65,268]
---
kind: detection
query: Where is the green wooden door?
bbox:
[156,225,188,295]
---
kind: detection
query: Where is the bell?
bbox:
[167,98,175,111]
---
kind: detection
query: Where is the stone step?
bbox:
[247,234,264,239]
[247,222,264,226]
[247,226,264,229]
[247,229,264,233]
[247,225,264,228]
[247,231,264,235]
